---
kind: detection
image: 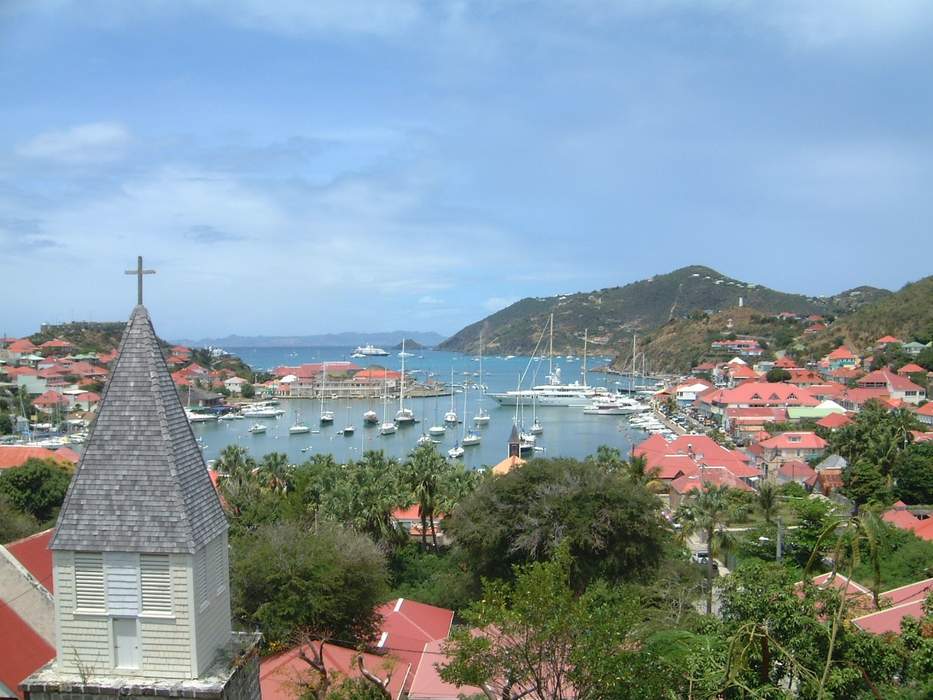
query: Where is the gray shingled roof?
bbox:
[51,305,227,553]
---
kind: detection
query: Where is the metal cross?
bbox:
[125,256,156,305]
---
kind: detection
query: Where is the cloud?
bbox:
[16,121,130,164]
[483,296,518,312]
[418,295,444,305]
[0,215,61,253]
[185,224,243,244]
[212,0,424,37]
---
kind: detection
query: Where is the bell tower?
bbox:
[22,259,260,699]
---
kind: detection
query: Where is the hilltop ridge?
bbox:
[439,265,889,356]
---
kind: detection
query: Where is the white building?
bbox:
[22,303,260,700]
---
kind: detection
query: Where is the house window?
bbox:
[74,552,105,610]
[140,554,172,614]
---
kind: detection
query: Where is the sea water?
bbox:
[193,347,650,469]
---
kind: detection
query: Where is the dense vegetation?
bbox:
[811,275,933,352]
[439,264,888,357]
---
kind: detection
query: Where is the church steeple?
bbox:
[23,279,259,698]
[51,304,226,554]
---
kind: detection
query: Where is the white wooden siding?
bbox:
[193,534,231,675]
[104,552,139,616]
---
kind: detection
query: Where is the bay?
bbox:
[193,347,651,469]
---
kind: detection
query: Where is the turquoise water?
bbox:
[193,347,649,469]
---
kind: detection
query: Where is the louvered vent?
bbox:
[210,537,226,595]
[74,552,105,610]
[140,554,172,613]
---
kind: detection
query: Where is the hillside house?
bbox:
[856,368,925,405]
[757,432,827,480]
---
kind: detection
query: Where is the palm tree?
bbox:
[405,444,445,549]
[259,452,291,494]
[677,484,734,614]
[804,510,884,698]
[623,453,662,492]
[757,481,778,525]
[216,444,251,478]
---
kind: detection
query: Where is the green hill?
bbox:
[439,265,888,356]
[807,276,933,354]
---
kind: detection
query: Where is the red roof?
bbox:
[408,638,482,700]
[260,642,409,700]
[913,518,933,542]
[815,412,851,429]
[39,338,72,349]
[916,403,933,417]
[273,361,364,379]
[4,366,38,378]
[876,335,902,344]
[75,391,101,402]
[826,346,856,360]
[758,432,827,451]
[5,529,54,593]
[881,577,933,607]
[7,339,37,354]
[853,600,926,634]
[0,446,79,470]
[701,382,818,408]
[882,508,921,533]
[774,356,797,368]
[859,368,924,393]
[353,368,401,380]
[376,598,454,689]
[0,601,55,699]
[776,460,816,483]
[786,369,824,385]
[33,390,68,408]
[670,467,753,494]
[897,363,925,375]
[728,364,759,380]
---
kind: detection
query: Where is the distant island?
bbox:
[173,331,446,349]
[394,338,428,350]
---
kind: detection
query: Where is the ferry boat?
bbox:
[352,343,389,357]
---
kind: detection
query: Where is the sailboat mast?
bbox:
[399,339,405,411]
[548,312,554,381]
[462,382,468,440]
[321,362,326,412]
[583,328,588,388]
[632,334,637,392]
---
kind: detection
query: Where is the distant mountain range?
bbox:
[172,331,446,349]
[438,265,891,356]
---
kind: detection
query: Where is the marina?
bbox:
[190,346,655,469]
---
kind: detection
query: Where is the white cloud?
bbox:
[418,295,444,305]
[17,122,130,164]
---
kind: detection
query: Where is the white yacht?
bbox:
[363,409,379,425]
[488,320,606,407]
[242,405,284,418]
[583,396,650,415]
[185,409,217,423]
[417,433,433,446]
[444,369,458,423]
[289,410,311,435]
[473,337,491,426]
[448,443,465,459]
[353,343,389,356]
[319,362,335,423]
[395,340,415,425]
[248,423,267,434]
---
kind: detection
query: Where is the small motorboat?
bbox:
[248,423,267,434]
[448,443,464,459]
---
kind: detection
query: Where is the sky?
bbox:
[2,0,933,339]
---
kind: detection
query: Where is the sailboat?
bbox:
[379,368,397,435]
[395,339,415,425]
[444,368,458,424]
[530,393,543,435]
[319,362,334,424]
[473,335,490,426]
[289,409,311,435]
[461,385,481,447]
[428,394,446,436]
[417,433,433,446]
[248,423,267,434]
[342,400,355,435]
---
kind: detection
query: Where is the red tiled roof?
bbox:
[0,601,55,699]
[913,518,933,542]
[39,339,72,349]
[0,446,79,470]
[774,356,797,368]
[7,339,37,354]
[75,391,101,402]
[916,403,933,417]
[777,460,816,482]
[876,335,902,344]
[853,600,926,634]
[670,467,753,494]
[702,382,818,408]
[4,366,38,378]
[260,642,409,700]
[881,509,921,533]
[898,363,926,375]
[829,367,863,380]
[353,368,401,380]
[408,638,482,700]
[5,529,54,593]
[758,432,827,451]
[827,346,856,360]
[816,413,851,429]
[857,369,923,393]
[881,577,933,607]
[33,390,68,408]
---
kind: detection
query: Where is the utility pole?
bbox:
[776,516,783,563]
